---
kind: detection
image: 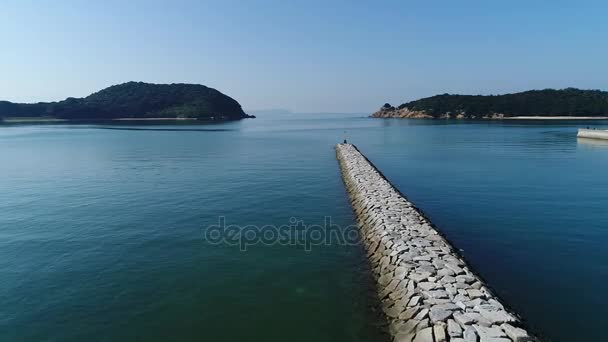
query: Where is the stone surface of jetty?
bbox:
[577,128,608,140]
[336,143,537,342]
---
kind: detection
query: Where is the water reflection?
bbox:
[95,127,233,132]
[577,137,608,148]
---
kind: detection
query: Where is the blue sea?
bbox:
[1,114,607,341]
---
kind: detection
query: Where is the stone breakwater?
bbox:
[336,143,536,342]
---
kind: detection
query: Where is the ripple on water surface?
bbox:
[1,117,607,341]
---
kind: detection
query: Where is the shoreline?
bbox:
[0,117,251,124]
[111,117,199,121]
[2,118,68,123]
[505,116,608,120]
[371,115,608,120]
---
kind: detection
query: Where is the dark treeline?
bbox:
[395,88,608,118]
[0,82,252,121]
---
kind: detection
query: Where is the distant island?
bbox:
[0,82,254,122]
[246,108,294,115]
[372,88,608,119]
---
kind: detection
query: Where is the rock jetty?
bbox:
[336,143,536,342]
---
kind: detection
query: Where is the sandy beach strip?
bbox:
[2,118,68,123]
[505,116,608,120]
[111,117,199,121]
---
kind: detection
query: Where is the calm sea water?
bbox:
[1,114,607,341]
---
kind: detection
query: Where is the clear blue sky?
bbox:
[1,0,607,112]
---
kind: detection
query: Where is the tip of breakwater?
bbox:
[336,143,538,342]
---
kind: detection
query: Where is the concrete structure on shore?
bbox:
[577,128,608,140]
[336,143,536,342]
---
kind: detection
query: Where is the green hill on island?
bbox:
[0,82,253,121]
[373,88,608,119]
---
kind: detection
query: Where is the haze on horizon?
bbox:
[1,0,607,113]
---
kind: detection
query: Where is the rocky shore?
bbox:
[371,107,435,119]
[371,107,505,119]
[336,143,536,342]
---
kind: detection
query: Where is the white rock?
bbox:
[433,259,446,268]
[413,327,433,342]
[416,318,429,332]
[456,275,476,284]
[408,296,421,307]
[407,279,415,292]
[429,307,452,323]
[434,324,447,342]
[475,304,517,325]
[463,326,478,342]
[454,294,470,303]
[445,284,458,297]
[413,308,429,320]
[440,275,456,284]
[410,272,431,282]
[417,265,436,275]
[464,312,492,327]
[473,324,507,339]
[466,289,484,299]
[394,266,409,278]
[447,319,462,337]
[454,282,471,289]
[464,298,484,308]
[501,323,533,342]
[433,303,461,311]
[445,263,464,274]
[453,312,475,327]
[423,290,448,299]
[488,299,504,309]
[418,282,438,291]
[425,298,453,305]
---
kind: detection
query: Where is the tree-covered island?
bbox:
[0,82,254,122]
[373,88,608,119]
